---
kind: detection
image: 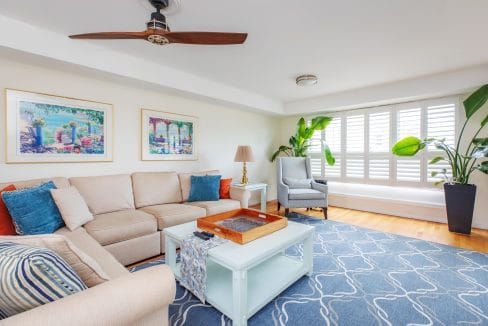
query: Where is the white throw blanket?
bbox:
[179,234,227,303]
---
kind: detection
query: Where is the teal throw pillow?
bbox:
[1,181,64,235]
[188,175,221,202]
[0,242,87,319]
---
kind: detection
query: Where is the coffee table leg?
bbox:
[165,236,178,278]
[260,186,267,212]
[232,269,248,326]
[304,233,313,276]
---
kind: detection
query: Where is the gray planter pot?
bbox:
[444,183,476,234]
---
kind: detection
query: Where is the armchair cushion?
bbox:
[288,189,326,200]
[283,177,312,189]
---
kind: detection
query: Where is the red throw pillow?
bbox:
[0,184,17,235]
[220,178,232,199]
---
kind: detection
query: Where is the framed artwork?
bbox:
[141,109,198,161]
[5,89,113,163]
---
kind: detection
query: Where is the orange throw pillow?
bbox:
[220,178,232,199]
[0,184,17,235]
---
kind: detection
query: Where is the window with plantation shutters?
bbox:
[308,129,323,177]
[307,95,458,188]
[324,118,341,177]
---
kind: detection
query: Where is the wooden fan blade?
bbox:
[164,32,248,45]
[69,31,148,40]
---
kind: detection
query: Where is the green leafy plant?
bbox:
[271,116,336,166]
[392,84,488,185]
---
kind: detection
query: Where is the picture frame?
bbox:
[5,89,113,163]
[141,109,198,161]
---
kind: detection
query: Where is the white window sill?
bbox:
[328,181,445,208]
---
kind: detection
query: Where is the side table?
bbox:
[233,183,267,211]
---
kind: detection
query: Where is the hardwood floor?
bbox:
[266,201,488,253]
[128,201,488,269]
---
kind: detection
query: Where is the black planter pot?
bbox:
[443,183,476,234]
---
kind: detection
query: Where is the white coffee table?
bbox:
[164,220,314,326]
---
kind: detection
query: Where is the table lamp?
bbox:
[234,145,255,185]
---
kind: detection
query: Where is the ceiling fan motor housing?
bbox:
[147,11,170,31]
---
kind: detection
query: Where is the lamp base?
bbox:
[240,162,248,184]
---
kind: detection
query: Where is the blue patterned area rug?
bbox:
[130,213,488,325]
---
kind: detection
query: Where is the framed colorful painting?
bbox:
[141,109,198,161]
[5,89,113,163]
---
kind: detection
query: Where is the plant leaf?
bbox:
[297,118,307,138]
[310,116,332,130]
[473,146,488,158]
[482,114,488,127]
[434,180,445,186]
[478,161,488,174]
[323,142,336,166]
[463,84,488,119]
[429,156,444,165]
[473,137,488,146]
[270,145,292,162]
[392,136,423,156]
[431,171,438,177]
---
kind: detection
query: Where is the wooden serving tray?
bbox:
[197,208,288,244]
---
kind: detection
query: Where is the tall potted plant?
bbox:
[271,116,336,166]
[392,84,488,234]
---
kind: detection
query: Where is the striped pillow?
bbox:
[0,242,87,319]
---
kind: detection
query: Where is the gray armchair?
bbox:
[277,157,328,218]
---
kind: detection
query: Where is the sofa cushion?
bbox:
[55,227,128,279]
[288,188,326,200]
[187,199,240,215]
[1,233,109,288]
[140,204,206,230]
[283,177,312,189]
[179,170,219,202]
[50,186,93,231]
[0,242,86,319]
[2,181,64,235]
[84,210,156,246]
[188,175,221,202]
[0,177,70,190]
[132,172,182,208]
[70,174,135,215]
[220,178,232,199]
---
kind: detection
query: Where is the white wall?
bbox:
[0,57,279,203]
[278,102,488,230]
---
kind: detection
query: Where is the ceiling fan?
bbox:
[69,0,248,46]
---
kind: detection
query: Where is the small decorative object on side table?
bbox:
[234,145,255,184]
[233,182,267,211]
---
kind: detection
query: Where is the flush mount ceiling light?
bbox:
[296,74,318,87]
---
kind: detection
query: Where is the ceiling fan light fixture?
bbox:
[296,74,318,87]
[147,34,169,45]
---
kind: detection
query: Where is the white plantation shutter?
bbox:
[369,112,390,152]
[324,118,342,178]
[369,159,390,180]
[397,159,421,182]
[427,103,456,148]
[346,115,364,152]
[309,130,322,153]
[310,158,322,177]
[397,107,421,139]
[325,118,341,153]
[346,158,364,178]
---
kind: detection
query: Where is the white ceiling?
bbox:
[0,0,487,113]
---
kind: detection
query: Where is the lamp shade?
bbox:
[234,145,255,162]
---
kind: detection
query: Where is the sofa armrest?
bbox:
[311,181,328,194]
[230,186,251,208]
[2,265,176,326]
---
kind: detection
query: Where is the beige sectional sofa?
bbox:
[0,171,251,325]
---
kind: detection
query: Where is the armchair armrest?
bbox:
[311,180,328,194]
[277,179,290,206]
[230,186,251,208]
[2,265,176,326]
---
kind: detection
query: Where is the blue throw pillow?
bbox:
[188,175,221,202]
[0,242,87,319]
[1,181,64,235]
